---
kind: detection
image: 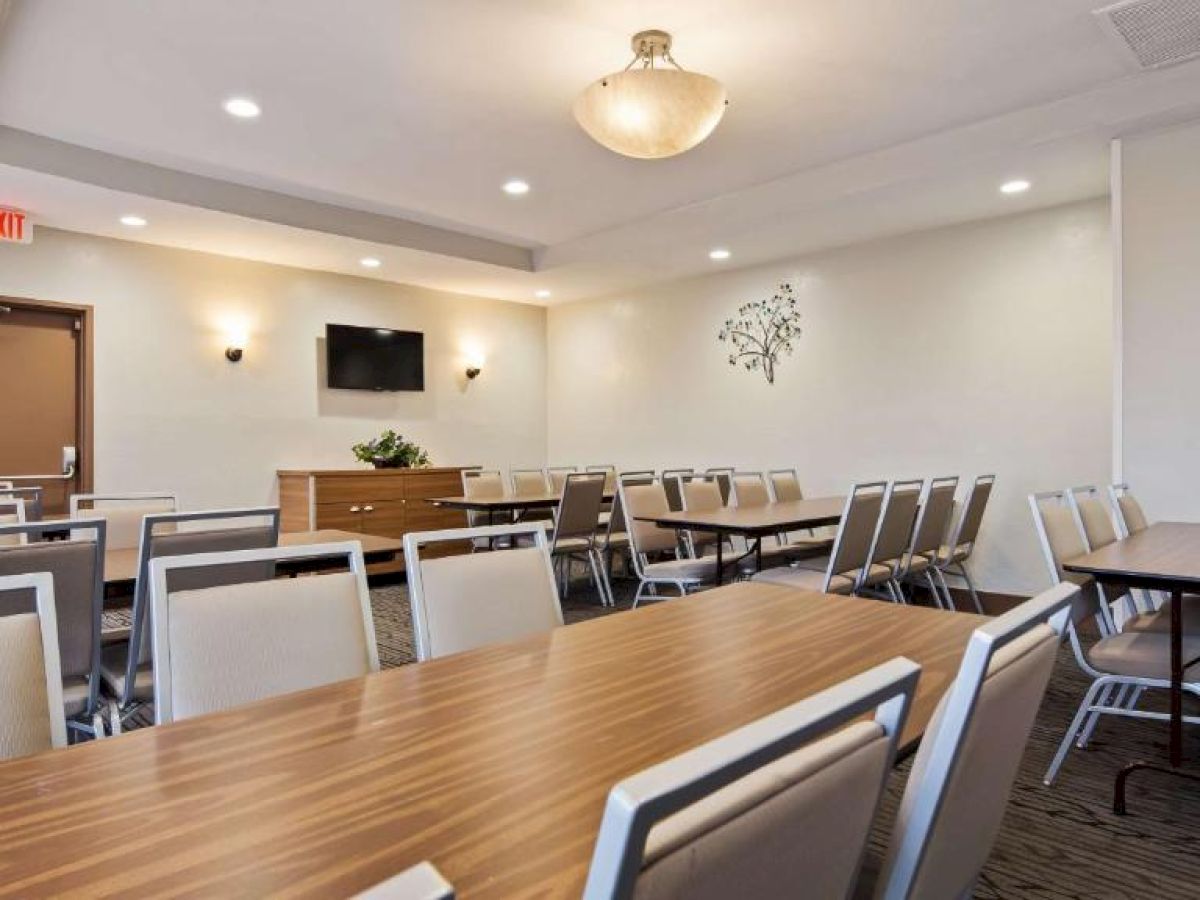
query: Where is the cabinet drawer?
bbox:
[314,475,406,505]
[358,499,407,539]
[403,470,467,500]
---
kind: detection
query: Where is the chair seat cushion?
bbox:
[62,677,91,718]
[1122,595,1200,636]
[751,567,854,595]
[643,556,718,583]
[552,536,594,554]
[99,643,153,701]
[1087,631,1200,680]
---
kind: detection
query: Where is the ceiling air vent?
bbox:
[1095,0,1200,68]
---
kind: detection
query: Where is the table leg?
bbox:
[715,540,723,586]
[754,538,762,573]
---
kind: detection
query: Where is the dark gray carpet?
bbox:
[104,571,1200,897]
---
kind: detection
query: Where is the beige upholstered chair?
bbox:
[105,507,281,726]
[150,542,377,724]
[0,486,43,521]
[544,466,578,494]
[353,862,455,900]
[0,480,11,491]
[753,481,887,596]
[0,497,26,546]
[729,472,818,571]
[1068,485,1119,551]
[870,583,1076,899]
[461,469,506,535]
[0,572,68,759]
[583,657,920,900]
[861,479,924,603]
[509,467,555,530]
[896,477,958,609]
[596,474,656,607]
[621,481,716,606]
[70,492,178,550]
[1109,483,1149,537]
[586,464,618,496]
[766,468,835,555]
[660,469,695,512]
[929,475,994,613]
[548,472,608,601]
[704,467,735,505]
[679,477,725,560]
[0,518,108,739]
[1030,492,1200,782]
[404,523,562,660]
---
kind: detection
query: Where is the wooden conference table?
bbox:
[102,528,406,590]
[429,490,613,524]
[637,495,846,583]
[1064,521,1200,813]
[0,583,983,898]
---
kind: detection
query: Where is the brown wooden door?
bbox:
[0,300,89,516]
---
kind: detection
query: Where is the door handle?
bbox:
[350,506,361,513]
[363,505,374,513]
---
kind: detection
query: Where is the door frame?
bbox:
[0,295,95,493]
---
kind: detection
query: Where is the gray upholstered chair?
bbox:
[861,479,924,603]
[895,477,959,608]
[404,523,562,661]
[548,472,608,600]
[0,518,108,740]
[70,492,178,550]
[582,657,920,900]
[869,583,1076,900]
[0,572,68,759]
[0,486,43,521]
[621,481,716,606]
[353,862,455,900]
[105,507,281,727]
[929,475,994,613]
[1109,483,1149,537]
[150,541,378,724]
[753,481,887,596]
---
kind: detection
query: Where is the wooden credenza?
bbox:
[276,466,473,573]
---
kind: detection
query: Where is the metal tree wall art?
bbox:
[717,282,802,384]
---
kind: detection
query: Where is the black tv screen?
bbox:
[326,324,424,391]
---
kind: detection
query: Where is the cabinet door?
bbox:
[314,502,365,533]
[358,499,406,538]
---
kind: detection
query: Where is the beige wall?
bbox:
[548,199,1113,594]
[0,228,547,507]
[1120,120,1200,522]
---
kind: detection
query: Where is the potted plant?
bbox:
[351,430,431,469]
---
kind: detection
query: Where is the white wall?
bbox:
[1120,120,1200,521]
[548,199,1113,594]
[0,228,547,507]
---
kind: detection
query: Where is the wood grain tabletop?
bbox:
[636,496,846,536]
[1063,522,1200,587]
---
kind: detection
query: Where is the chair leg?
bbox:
[1046,677,1111,785]
[589,549,612,607]
[955,562,984,614]
[632,580,647,609]
[1078,683,1118,748]
[932,566,958,611]
[923,571,944,609]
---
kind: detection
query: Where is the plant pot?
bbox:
[371,458,411,469]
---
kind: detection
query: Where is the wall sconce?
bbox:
[465,366,481,380]
[225,327,247,363]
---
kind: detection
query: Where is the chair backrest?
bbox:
[510,469,549,496]
[1068,485,1118,551]
[826,482,888,586]
[545,466,578,494]
[0,572,67,758]
[0,486,43,521]
[604,473,657,544]
[586,465,618,495]
[946,475,995,550]
[150,542,378,724]
[404,523,562,661]
[868,480,924,567]
[730,472,771,509]
[582,658,920,900]
[767,469,804,503]
[1029,491,1111,633]
[680,478,724,554]
[1108,483,1149,537]
[661,470,694,512]
[124,508,281,703]
[620,482,680,557]
[620,470,657,481]
[353,862,455,900]
[704,468,735,504]
[553,472,608,544]
[462,469,504,528]
[70,492,178,550]
[875,582,1076,900]
[908,477,958,559]
[0,519,106,698]
[0,497,26,546]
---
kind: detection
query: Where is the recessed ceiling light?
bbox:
[535,289,552,299]
[359,257,381,269]
[119,214,147,228]
[709,248,731,261]
[223,96,261,119]
[1000,179,1031,195]
[502,179,530,196]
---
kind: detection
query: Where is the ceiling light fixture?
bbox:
[223,96,261,119]
[119,214,147,228]
[502,179,531,196]
[1000,179,1031,195]
[359,257,381,269]
[574,30,727,160]
[709,248,731,261]
[535,289,552,299]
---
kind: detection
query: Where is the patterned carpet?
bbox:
[105,570,1200,898]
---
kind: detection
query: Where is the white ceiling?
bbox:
[2,0,1200,303]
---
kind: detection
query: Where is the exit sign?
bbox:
[0,207,31,244]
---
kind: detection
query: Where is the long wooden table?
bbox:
[429,491,613,520]
[1063,521,1200,812]
[636,496,845,583]
[103,528,406,589]
[0,583,983,898]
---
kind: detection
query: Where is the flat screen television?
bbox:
[325,323,424,391]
